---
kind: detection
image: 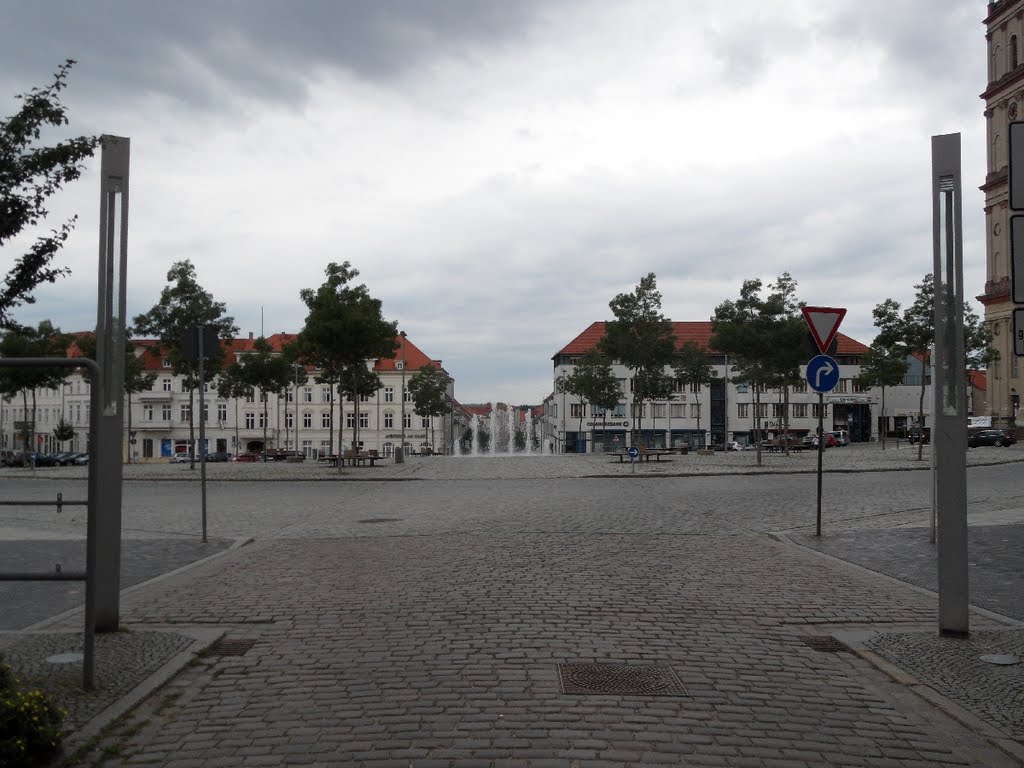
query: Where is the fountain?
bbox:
[458,403,543,457]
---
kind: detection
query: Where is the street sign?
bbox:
[1013,216,1024,304]
[1015,308,1024,356]
[806,354,840,393]
[1011,121,1024,210]
[181,325,220,362]
[802,306,846,354]
[627,446,639,459]
[803,331,837,359]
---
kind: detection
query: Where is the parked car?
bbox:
[207,451,231,463]
[725,441,742,451]
[170,452,192,463]
[72,452,89,465]
[908,428,930,445]
[0,450,17,466]
[967,429,1017,447]
[34,452,59,467]
[828,430,849,446]
[231,453,259,462]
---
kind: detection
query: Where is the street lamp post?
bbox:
[397,331,407,463]
[293,362,301,457]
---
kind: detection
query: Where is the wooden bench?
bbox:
[342,450,377,467]
[608,447,674,463]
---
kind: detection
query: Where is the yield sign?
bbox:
[802,306,847,354]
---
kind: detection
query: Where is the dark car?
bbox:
[967,428,1016,447]
[231,453,258,462]
[207,451,231,463]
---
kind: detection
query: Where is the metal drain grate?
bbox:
[206,638,257,657]
[357,518,402,524]
[800,635,849,653]
[557,664,688,696]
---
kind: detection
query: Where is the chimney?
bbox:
[249,332,253,340]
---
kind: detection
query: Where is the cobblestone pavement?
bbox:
[1,449,1021,766]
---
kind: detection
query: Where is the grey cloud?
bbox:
[0,1,547,111]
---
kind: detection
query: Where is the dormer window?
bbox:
[161,358,171,368]
[396,361,405,370]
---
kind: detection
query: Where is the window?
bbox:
[218,403,227,422]
[670,403,684,418]
[403,387,411,402]
[161,358,171,368]
[617,379,627,394]
[142,438,153,458]
[244,412,255,429]
[203,403,209,422]
[792,403,808,419]
[245,389,255,403]
[181,379,189,393]
[180,404,191,422]
[384,412,394,428]
[772,403,783,419]
[738,403,750,419]
[162,378,171,392]
[836,379,849,394]
[570,403,585,418]
[286,412,294,429]
[322,412,332,429]
[346,412,355,428]
[591,404,605,417]
[631,402,645,418]
[360,412,369,428]
[303,412,312,428]
[303,387,313,403]
[322,386,332,402]
[612,403,626,418]
[851,379,867,394]
[673,378,685,393]
[143,404,154,421]
[384,386,394,403]
[403,413,412,428]
[258,412,266,428]
[161,404,172,421]
[652,404,666,418]
[286,389,294,402]
[689,382,701,394]
[813,403,828,419]
[690,403,700,419]
[421,416,429,428]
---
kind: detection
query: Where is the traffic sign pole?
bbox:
[816,392,823,537]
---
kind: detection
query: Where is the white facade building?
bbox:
[544,322,934,452]
[1,332,461,461]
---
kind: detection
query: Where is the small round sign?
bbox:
[627,446,639,458]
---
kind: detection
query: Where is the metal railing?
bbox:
[0,357,99,689]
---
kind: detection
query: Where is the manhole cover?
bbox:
[979,654,1020,666]
[557,664,688,696]
[800,635,849,653]
[206,638,257,657]
[46,652,84,665]
[357,518,402,524]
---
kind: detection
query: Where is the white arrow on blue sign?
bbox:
[806,354,840,393]
[627,446,639,458]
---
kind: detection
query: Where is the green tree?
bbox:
[564,352,622,452]
[74,334,157,463]
[673,341,716,447]
[52,415,74,445]
[711,278,789,465]
[762,273,806,454]
[873,273,996,460]
[407,364,450,453]
[855,342,908,450]
[1,60,98,329]
[219,337,294,460]
[0,321,69,461]
[339,362,382,454]
[297,262,397,461]
[633,367,675,447]
[133,260,238,468]
[599,273,676,445]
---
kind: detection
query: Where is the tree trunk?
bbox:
[783,386,790,457]
[695,393,701,448]
[20,390,29,463]
[262,392,269,461]
[881,386,886,450]
[127,391,133,464]
[754,382,762,467]
[188,386,196,468]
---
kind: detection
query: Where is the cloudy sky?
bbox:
[1,1,988,405]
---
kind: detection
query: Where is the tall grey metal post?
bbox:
[932,133,969,637]
[198,326,208,543]
[397,331,407,462]
[93,135,130,631]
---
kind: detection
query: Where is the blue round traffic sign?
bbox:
[627,446,639,458]
[806,354,840,393]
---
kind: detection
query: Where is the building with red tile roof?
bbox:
[542,321,928,453]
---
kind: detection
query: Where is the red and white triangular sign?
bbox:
[802,306,847,354]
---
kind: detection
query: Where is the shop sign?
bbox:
[586,421,629,427]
